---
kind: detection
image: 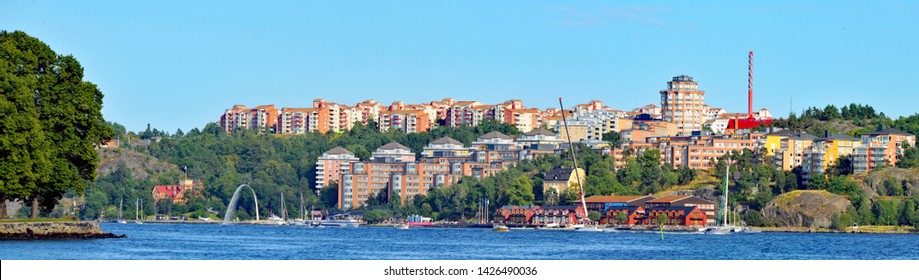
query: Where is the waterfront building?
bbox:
[339,159,462,210]
[493,206,539,225]
[601,206,645,225]
[583,195,655,214]
[642,206,707,226]
[644,195,716,225]
[660,75,706,135]
[152,179,202,205]
[530,206,584,226]
[315,147,360,190]
[853,126,916,173]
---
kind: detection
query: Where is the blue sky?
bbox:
[3,1,918,133]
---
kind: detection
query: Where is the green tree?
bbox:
[587,211,600,222]
[320,183,339,209]
[0,43,54,218]
[743,210,765,227]
[0,31,112,218]
[362,209,388,224]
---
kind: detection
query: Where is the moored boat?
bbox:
[492,224,509,232]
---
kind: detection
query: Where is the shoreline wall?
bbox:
[0,221,124,239]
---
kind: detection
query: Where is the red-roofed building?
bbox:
[152,179,202,204]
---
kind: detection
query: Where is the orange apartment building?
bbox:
[219,104,279,134]
[315,147,360,190]
[854,126,916,173]
[378,109,431,133]
[657,133,760,170]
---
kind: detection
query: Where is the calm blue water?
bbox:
[1,223,917,260]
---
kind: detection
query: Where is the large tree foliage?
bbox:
[0,31,113,217]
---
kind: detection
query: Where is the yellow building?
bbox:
[764,130,796,156]
[802,133,861,180]
[543,167,586,194]
[558,124,589,143]
[775,132,816,171]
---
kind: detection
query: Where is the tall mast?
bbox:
[723,163,730,227]
[558,98,589,224]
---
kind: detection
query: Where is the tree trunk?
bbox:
[31,195,39,219]
[0,193,7,219]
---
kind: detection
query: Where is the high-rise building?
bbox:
[660,75,705,135]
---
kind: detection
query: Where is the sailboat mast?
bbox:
[723,163,730,227]
[558,98,589,224]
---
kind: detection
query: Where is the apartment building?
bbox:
[219,104,279,134]
[854,126,916,173]
[315,146,360,190]
[660,75,705,135]
[378,109,431,133]
[774,132,816,171]
[802,132,860,180]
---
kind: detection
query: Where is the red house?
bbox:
[601,206,645,225]
[530,206,584,226]
[642,206,707,226]
[492,206,539,225]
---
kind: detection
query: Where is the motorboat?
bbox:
[319,219,360,228]
[395,223,410,230]
[492,224,509,232]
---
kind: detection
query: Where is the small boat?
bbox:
[395,223,410,230]
[602,227,619,233]
[575,225,603,232]
[492,224,509,232]
[319,219,359,228]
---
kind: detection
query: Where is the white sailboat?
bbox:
[559,98,604,233]
[117,197,126,224]
[135,199,144,224]
[707,162,737,235]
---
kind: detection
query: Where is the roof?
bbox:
[430,137,463,146]
[383,109,424,115]
[283,107,317,113]
[324,146,354,156]
[767,129,797,136]
[538,206,577,211]
[864,126,914,136]
[817,133,859,142]
[454,101,479,106]
[647,195,690,203]
[378,142,412,151]
[508,108,541,113]
[545,167,578,181]
[787,132,817,141]
[585,195,649,203]
[524,127,557,137]
[479,131,513,140]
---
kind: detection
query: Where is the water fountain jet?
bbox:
[223,184,259,224]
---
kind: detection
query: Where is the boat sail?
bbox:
[558,98,602,232]
[706,160,744,234]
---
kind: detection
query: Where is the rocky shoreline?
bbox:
[0,221,126,240]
